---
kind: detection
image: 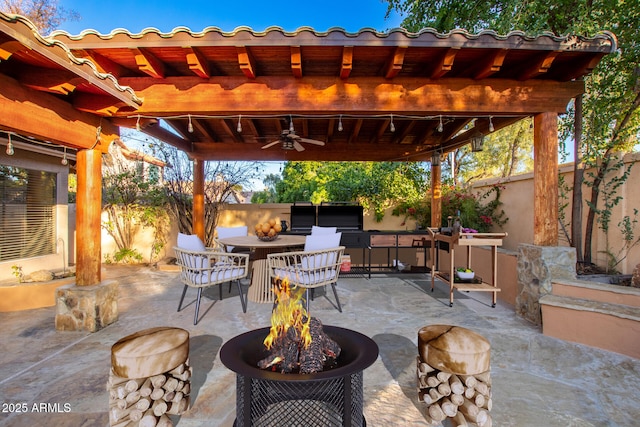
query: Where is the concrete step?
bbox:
[540,293,640,359]
[551,278,640,307]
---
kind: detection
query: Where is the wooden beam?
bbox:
[194,140,434,161]
[533,112,559,246]
[134,48,165,79]
[118,76,585,116]
[18,68,80,95]
[291,46,302,78]
[384,46,406,79]
[348,118,363,144]
[139,121,193,153]
[72,93,128,116]
[340,46,353,79]
[518,51,560,81]
[74,49,130,77]
[430,48,460,79]
[236,46,256,79]
[369,119,389,144]
[474,49,508,80]
[0,74,116,151]
[0,40,23,60]
[186,47,210,78]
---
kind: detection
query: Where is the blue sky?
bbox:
[55,0,404,34]
[54,1,405,190]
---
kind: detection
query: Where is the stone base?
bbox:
[516,244,576,325]
[55,280,118,332]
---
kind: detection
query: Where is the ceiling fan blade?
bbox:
[299,137,325,146]
[293,141,306,151]
[261,140,280,149]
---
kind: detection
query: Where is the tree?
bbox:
[251,173,282,203]
[152,142,263,247]
[102,143,168,264]
[2,0,78,33]
[385,0,640,266]
[275,161,430,221]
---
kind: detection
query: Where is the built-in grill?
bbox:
[289,202,363,233]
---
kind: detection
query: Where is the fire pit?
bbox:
[220,325,378,427]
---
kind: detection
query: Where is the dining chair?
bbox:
[311,225,338,235]
[267,232,344,312]
[216,226,249,253]
[174,233,249,324]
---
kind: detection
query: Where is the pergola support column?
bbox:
[193,158,205,242]
[431,162,442,228]
[533,112,559,246]
[56,148,118,332]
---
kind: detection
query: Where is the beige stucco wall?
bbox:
[473,152,640,275]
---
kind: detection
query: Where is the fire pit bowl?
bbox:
[220,325,378,427]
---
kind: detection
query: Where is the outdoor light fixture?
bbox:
[437,115,443,133]
[289,115,295,132]
[188,114,194,133]
[338,114,343,132]
[389,114,395,132]
[6,134,14,155]
[237,115,242,133]
[489,116,494,132]
[431,151,440,166]
[471,133,485,152]
[135,115,141,131]
[61,146,68,165]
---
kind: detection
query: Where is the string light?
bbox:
[289,115,295,132]
[135,115,141,131]
[237,115,242,133]
[389,114,395,132]
[61,146,68,165]
[338,114,343,132]
[489,116,494,132]
[437,115,443,133]
[188,114,194,133]
[5,133,14,155]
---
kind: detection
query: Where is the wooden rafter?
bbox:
[474,49,508,80]
[291,46,302,78]
[237,46,256,79]
[518,51,561,81]
[186,47,210,78]
[133,48,165,79]
[340,46,353,79]
[384,46,406,79]
[430,48,460,79]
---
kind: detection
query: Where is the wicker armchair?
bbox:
[267,246,345,313]
[174,247,249,324]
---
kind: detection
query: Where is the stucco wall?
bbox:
[473,152,640,275]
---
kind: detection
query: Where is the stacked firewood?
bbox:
[416,358,492,426]
[108,360,191,427]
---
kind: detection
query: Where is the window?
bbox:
[0,166,57,261]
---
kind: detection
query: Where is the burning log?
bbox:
[257,278,341,374]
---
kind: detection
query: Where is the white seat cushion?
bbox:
[177,233,206,251]
[216,226,248,252]
[304,232,342,251]
[311,225,338,235]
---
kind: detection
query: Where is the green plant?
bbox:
[11,265,23,283]
[109,248,144,264]
[392,185,508,232]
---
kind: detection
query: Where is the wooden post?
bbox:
[431,162,442,228]
[75,148,101,286]
[533,112,559,246]
[193,158,205,242]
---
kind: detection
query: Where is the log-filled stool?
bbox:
[107,327,191,427]
[417,325,493,426]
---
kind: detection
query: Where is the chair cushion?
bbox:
[274,266,337,286]
[304,232,342,251]
[216,226,248,252]
[311,225,338,235]
[177,233,206,251]
[185,266,247,286]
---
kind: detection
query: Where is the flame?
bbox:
[263,276,312,350]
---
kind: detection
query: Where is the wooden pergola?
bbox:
[0,12,616,287]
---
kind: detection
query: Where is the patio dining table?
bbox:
[218,234,306,304]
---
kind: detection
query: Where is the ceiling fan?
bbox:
[261,129,325,152]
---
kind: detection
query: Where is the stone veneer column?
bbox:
[516,244,576,325]
[55,280,118,332]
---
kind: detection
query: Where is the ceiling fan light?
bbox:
[471,134,484,152]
